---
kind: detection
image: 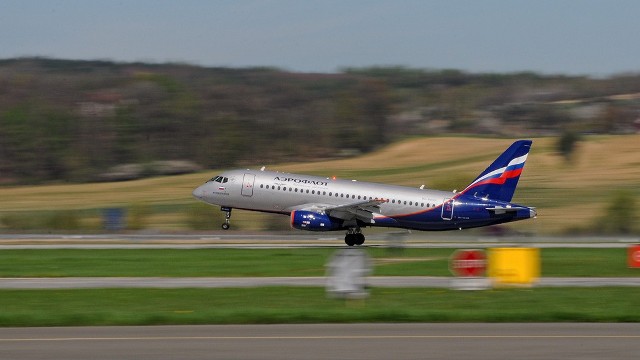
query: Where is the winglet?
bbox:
[461,140,532,202]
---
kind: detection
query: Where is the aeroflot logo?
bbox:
[274,176,328,186]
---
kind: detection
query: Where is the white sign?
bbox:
[326,248,372,299]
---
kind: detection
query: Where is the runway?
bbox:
[0,233,637,249]
[2,276,640,289]
[1,233,638,289]
[1,323,639,360]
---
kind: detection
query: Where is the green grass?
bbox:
[1,287,638,326]
[1,248,639,327]
[0,248,638,277]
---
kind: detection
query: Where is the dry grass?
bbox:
[280,137,511,172]
[0,174,203,211]
[1,135,639,234]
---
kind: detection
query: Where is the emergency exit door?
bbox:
[242,174,255,197]
[441,198,454,220]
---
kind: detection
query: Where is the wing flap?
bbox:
[326,199,388,224]
[288,199,388,224]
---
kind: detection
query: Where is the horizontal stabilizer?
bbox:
[486,206,529,215]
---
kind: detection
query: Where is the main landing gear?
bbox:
[221,207,232,230]
[344,228,365,246]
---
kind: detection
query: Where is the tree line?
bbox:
[1,58,639,184]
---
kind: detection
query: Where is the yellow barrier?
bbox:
[487,248,540,286]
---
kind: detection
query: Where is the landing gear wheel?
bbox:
[344,230,365,246]
[345,233,356,246]
[221,207,232,230]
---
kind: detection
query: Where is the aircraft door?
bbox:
[441,198,454,220]
[242,174,255,197]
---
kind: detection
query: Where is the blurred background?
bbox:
[1,0,639,236]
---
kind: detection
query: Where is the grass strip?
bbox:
[0,248,638,278]
[0,287,639,327]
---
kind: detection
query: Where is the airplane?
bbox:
[192,140,536,246]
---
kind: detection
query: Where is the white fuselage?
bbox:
[194,169,454,218]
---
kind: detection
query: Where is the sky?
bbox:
[1,0,639,76]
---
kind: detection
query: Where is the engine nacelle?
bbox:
[291,210,342,231]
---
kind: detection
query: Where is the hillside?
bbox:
[2,58,640,185]
[1,136,639,234]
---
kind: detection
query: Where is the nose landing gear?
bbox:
[221,207,232,230]
[344,228,365,246]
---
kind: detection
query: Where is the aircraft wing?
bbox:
[288,199,388,224]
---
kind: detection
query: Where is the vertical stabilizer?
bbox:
[461,140,532,202]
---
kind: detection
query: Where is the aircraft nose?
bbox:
[192,185,205,200]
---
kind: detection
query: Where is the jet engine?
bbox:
[290,210,342,231]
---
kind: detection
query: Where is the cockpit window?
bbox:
[208,176,229,183]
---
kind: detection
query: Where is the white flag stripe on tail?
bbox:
[467,153,528,187]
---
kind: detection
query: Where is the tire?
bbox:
[344,234,355,246]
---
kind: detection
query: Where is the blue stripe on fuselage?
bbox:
[374,195,531,231]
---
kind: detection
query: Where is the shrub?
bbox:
[557,131,581,163]
[185,203,224,230]
[128,203,151,230]
[45,210,81,230]
[593,190,637,234]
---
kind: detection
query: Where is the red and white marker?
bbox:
[450,249,487,277]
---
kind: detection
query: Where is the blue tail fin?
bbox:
[460,140,532,202]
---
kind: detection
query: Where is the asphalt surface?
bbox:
[0,233,638,248]
[1,323,639,360]
[1,234,639,289]
[1,276,640,289]
[1,236,638,359]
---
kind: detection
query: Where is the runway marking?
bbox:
[2,335,640,342]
